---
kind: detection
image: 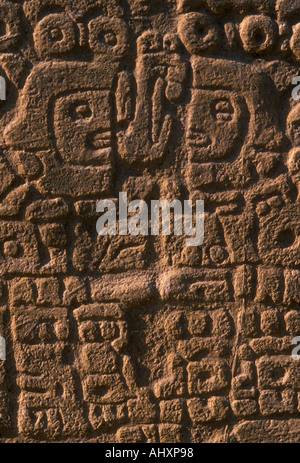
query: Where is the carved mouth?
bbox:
[187,130,211,149]
[87,131,111,150]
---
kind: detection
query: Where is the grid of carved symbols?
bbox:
[0,0,299,443]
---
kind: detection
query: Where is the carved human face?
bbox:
[53,90,112,166]
[287,103,300,147]
[187,89,245,162]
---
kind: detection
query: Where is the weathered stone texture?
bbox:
[0,0,299,443]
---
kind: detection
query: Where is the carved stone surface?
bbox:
[0,0,299,443]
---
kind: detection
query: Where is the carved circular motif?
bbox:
[33,13,76,59]
[88,17,129,58]
[239,14,277,54]
[178,12,220,54]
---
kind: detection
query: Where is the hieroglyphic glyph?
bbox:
[0,0,299,443]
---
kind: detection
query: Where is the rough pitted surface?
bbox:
[0,0,299,443]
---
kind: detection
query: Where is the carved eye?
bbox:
[178,12,220,54]
[88,17,129,58]
[213,99,234,122]
[69,102,92,121]
[33,13,76,59]
[239,15,277,55]
[103,31,117,46]
[292,120,300,131]
[49,27,64,42]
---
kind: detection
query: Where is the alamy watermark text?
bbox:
[96,193,204,247]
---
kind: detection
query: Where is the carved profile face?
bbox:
[53,90,113,166]
[287,103,300,146]
[187,89,246,162]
